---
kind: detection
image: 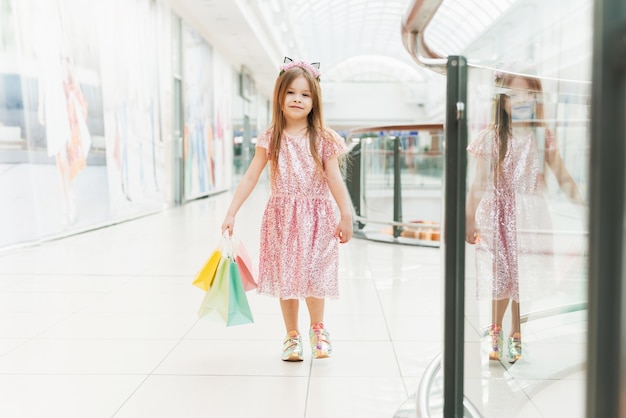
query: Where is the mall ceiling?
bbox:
[172,0,430,98]
[171,0,593,113]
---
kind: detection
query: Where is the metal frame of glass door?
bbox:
[442,55,468,418]
[586,1,626,416]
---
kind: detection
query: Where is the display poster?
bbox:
[0,0,167,248]
[1,0,106,247]
[182,24,216,200]
[100,0,165,217]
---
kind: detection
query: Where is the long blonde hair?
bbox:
[268,66,330,177]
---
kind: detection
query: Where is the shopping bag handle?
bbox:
[220,231,235,260]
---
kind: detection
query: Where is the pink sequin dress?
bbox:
[468,128,556,302]
[255,128,347,299]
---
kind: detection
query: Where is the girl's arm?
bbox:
[545,147,585,205]
[221,146,269,235]
[466,156,488,244]
[325,155,353,244]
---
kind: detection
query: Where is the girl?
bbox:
[221,58,353,361]
[465,68,584,363]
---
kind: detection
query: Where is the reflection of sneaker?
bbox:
[488,324,503,361]
[507,333,522,363]
[309,322,332,359]
[282,330,303,362]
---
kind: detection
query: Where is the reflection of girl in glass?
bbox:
[465,67,585,363]
[37,6,90,225]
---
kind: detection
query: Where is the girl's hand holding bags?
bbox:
[193,233,258,326]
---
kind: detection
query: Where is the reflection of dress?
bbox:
[256,129,346,299]
[468,128,555,302]
[64,76,89,179]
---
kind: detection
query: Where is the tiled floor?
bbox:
[0,182,585,417]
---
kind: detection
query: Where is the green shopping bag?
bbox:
[197,256,230,321]
[226,261,254,326]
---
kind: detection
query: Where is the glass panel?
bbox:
[347,125,443,245]
[171,14,181,77]
[462,1,591,414]
[0,0,16,52]
[424,0,518,55]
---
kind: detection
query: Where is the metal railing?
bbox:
[396,302,588,418]
[345,124,444,247]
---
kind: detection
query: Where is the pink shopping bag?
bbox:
[234,239,258,291]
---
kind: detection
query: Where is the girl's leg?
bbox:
[280,298,300,333]
[280,299,303,361]
[492,298,509,327]
[305,297,325,326]
[306,297,332,358]
[488,298,509,360]
[510,301,521,336]
[506,300,522,363]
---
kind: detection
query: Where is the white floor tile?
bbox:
[310,341,400,377]
[326,313,390,341]
[0,312,70,338]
[245,292,284,315]
[464,376,541,418]
[393,340,442,377]
[154,339,312,376]
[0,374,145,418]
[306,376,407,418]
[0,338,178,374]
[516,373,585,418]
[185,312,285,340]
[327,279,384,315]
[114,376,308,418]
[0,275,21,290]
[386,314,443,342]
[0,188,587,418]
[38,312,197,339]
[0,291,105,314]
[4,274,131,293]
[80,290,199,314]
[377,285,443,316]
[0,339,25,356]
[114,275,190,290]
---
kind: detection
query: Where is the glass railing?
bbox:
[401,0,592,417]
[345,124,444,247]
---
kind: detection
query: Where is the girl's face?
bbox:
[506,77,535,121]
[282,76,313,123]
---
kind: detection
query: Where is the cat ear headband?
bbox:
[279,57,321,81]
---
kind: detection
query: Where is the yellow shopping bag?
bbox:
[192,248,222,291]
